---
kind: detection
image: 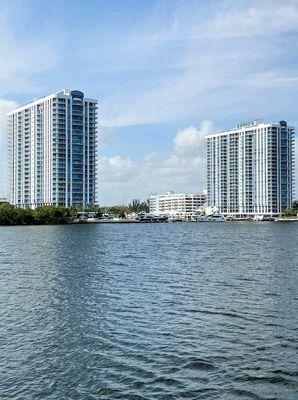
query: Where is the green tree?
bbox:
[95,210,102,219]
[0,203,18,225]
[283,208,298,217]
[119,210,126,219]
[292,200,298,210]
[108,205,130,217]
[15,208,34,225]
[0,204,75,225]
[68,205,80,217]
[128,198,149,213]
[33,206,71,224]
[84,203,100,212]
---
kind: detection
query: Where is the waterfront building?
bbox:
[7,90,98,208]
[149,191,206,219]
[206,120,295,217]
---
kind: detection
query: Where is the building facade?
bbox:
[7,90,98,208]
[149,191,206,219]
[206,120,295,217]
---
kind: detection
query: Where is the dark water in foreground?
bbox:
[0,223,297,400]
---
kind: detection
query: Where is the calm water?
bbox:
[0,222,297,400]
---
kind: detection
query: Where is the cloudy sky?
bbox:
[0,0,297,204]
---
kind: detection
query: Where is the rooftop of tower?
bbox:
[7,89,98,115]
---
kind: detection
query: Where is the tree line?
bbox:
[3,198,295,225]
[85,198,149,217]
[0,198,149,225]
[0,203,75,225]
[282,201,298,216]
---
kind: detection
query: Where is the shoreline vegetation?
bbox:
[0,199,149,226]
[0,200,297,226]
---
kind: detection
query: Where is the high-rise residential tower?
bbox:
[7,90,98,208]
[206,120,295,217]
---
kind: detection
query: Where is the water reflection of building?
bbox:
[7,90,98,208]
[206,120,295,217]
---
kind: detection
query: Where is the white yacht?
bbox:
[197,213,225,222]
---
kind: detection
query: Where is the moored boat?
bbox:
[197,213,225,222]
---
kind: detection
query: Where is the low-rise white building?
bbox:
[149,191,206,219]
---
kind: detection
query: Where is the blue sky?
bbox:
[0,0,298,204]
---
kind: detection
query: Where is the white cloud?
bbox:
[98,1,298,128]
[100,156,136,183]
[174,121,215,157]
[0,17,56,94]
[99,122,211,204]
[195,2,298,39]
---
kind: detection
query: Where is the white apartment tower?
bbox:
[206,120,295,217]
[7,90,98,208]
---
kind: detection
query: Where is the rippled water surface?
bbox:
[0,222,297,399]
